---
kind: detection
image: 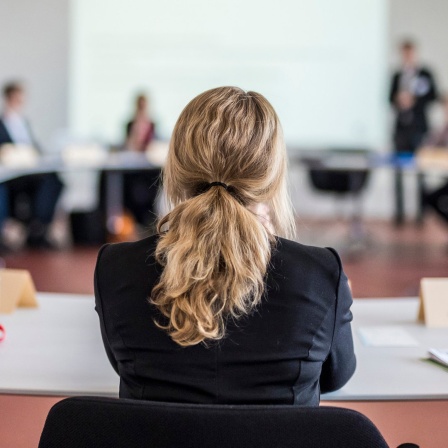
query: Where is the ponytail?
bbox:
[151,185,272,346]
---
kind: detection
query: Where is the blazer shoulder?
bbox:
[96,234,159,274]
[274,237,340,276]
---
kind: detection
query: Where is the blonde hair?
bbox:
[151,86,295,346]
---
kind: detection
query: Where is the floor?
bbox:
[3,215,448,298]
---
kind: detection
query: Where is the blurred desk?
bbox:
[0,152,161,236]
[290,148,448,173]
[1,294,447,447]
[0,294,447,399]
[0,151,157,183]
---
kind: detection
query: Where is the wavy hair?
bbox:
[151,86,295,346]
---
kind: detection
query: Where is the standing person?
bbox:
[123,93,160,228]
[95,87,356,405]
[0,82,64,248]
[389,40,438,225]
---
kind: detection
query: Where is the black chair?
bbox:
[38,396,389,448]
[309,169,370,195]
[302,149,372,249]
[306,149,371,207]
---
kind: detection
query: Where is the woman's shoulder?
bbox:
[273,236,342,277]
[96,234,160,275]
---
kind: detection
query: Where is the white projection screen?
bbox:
[70,0,387,149]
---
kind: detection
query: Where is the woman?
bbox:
[123,93,160,227]
[125,93,155,152]
[95,87,356,405]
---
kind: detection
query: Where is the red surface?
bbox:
[1,394,447,447]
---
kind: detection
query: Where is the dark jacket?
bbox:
[389,67,438,133]
[94,235,356,406]
[0,119,13,145]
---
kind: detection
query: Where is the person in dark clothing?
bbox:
[0,82,63,249]
[95,87,356,406]
[123,93,160,228]
[389,40,439,225]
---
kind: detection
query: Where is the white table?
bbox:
[326,298,448,401]
[0,293,118,397]
[0,152,158,183]
[0,294,447,400]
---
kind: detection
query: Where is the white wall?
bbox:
[0,0,446,218]
[389,0,448,94]
[71,0,387,149]
[0,0,70,149]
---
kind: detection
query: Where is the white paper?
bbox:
[358,326,419,347]
[428,348,448,366]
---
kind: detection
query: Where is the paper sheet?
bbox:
[358,326,419,347]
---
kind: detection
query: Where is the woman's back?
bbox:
[95,234,355,406]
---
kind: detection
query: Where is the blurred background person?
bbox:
[422,95,448,227]
[125,93,155,152]
[0,82,37,147]
[0,81,64,249]
[389,39,439,226]
[122,93,160,230]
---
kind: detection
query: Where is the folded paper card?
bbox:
[0,269,38,314]
[419,278,448,328]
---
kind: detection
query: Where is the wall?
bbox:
[0,0,70,149]
[389,0,448,97]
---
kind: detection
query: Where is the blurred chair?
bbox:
[304,149,372,249]
[39,396,389,448]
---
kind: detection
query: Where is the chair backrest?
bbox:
[38,397,389,448]
[309,169,370,194]
[305,148,371,195]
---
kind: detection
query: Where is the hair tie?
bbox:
[195,181,245,205]
[208,181,229,190]
[195,181,229,195]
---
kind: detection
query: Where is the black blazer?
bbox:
[95,235,356,406]
[0,119,13,145]
[389,67,438,133]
